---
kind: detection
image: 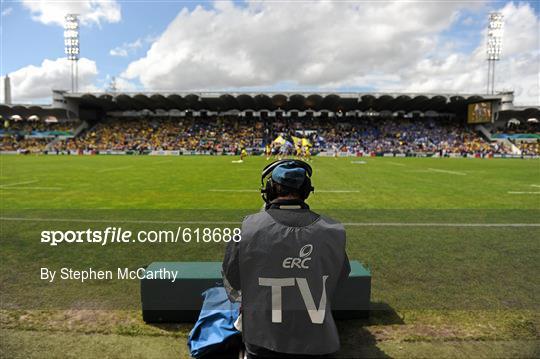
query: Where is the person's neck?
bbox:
[275,195,301,201]
[267,197,308,210]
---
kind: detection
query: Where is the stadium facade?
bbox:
[1,89,539,158]
[0,90,539,122]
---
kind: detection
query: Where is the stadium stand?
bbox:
[6,115,526,156]
[1,92,538,156]
[1,137,52,153]
[489,119,540,156]
[55,117,264,153]
[520,141,540,155]
[1,118,80,153]
[2,114,538,156]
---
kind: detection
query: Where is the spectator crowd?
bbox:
[1,116,538,156]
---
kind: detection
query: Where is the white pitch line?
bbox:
[0,217,240,225]
[317,190,361,193]
[531,185,540,188]
[341,222,540,227]
[387,162,406,167]
[508,191,540,194]
[97,165,133,173]
[0,186,62,190]
[427,168,467,176]
[154,160,173,165]
[0,217,539,227]
[0,180,39,188]
[209,189,257,192]
[209,189,360,193]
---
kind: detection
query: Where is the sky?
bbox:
[0,0,538,105]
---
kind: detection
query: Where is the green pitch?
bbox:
[1,155,540,209]
[1,155,539,358]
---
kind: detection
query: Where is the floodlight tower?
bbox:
[64,14,80,92]
[486,12,503,95]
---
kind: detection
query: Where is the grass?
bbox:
[2,329,538,359]
[0,155,539,358]
[1,155,539,209]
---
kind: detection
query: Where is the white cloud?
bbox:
[461,16,476,26]
[102,75,139,92]
[21,0,121,27]
[110,38,143,57]
[121,1,473,89]
[122,0,538,105]
[1,7,13,17]
[399,2,540,105]
[110,48,129,57]
[2,58,98,102]
[114,77,138,91]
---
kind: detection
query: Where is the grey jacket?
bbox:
[223,204,350,355]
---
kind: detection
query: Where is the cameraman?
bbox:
[222,160,350,358]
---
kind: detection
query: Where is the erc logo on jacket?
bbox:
[282,244,313,269]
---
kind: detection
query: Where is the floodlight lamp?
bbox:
[64,39,78,47]
[65,14,79,24]
[486,12,504,62]
[64,14,80,92]
[489,14,502,23]
[487,13,504,36]
[64,30,79,38]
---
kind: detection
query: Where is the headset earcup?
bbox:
[265,178,276,203]
[261,160,313,203]
[301,177,313,200]
[261,187,267,203]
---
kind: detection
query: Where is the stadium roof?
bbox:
[1,91,538,121]
[0,104,76,119]
[498,106,540,121]
[63,91,507,113]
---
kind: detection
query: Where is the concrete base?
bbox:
[141,261,371,323]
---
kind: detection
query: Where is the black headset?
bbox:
[260,160,314,204]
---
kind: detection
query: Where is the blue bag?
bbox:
[187,287,241,358]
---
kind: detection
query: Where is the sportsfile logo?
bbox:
[282,244,313,269]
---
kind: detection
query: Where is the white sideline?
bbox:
[0,186,62,190]
[342,222,540,227]
[427,168,467,176]
[209,189,361,193]
[0,180,61,190]
[1,217,539,227]
[508,191,540,194]
[317,190,361,193]
[97,166,133,173]
[0,217,240,225]
[209,189,257,192]
[0,180,39,187]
